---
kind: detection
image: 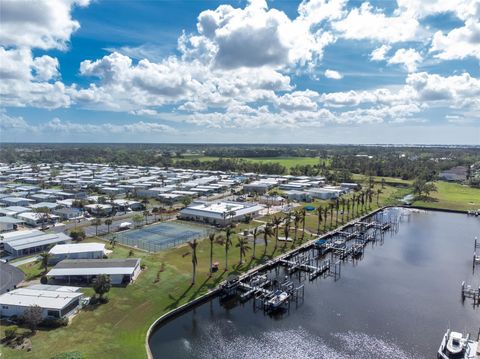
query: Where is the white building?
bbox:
[0,216,23,232]
[2,229,71,257]
[49,243,106,264]
[0,285,83,319]
[179,201,264,226]
[47,258,141,285]
[16,211,59,227]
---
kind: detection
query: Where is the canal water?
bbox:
[149,209,480,359]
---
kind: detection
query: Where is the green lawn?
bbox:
[176,155,327,169]
[413,181,480,211]
[1,229,312,359]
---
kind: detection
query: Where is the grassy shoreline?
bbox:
[2,179,479,359]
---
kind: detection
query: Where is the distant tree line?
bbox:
[1,144,478,179]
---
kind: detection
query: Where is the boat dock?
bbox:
[461,281,480,306]
[474,238,480,267]
[279,257,330,280]
[219,207,399,314]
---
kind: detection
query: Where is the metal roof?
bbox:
[49,243,105,255]
[47,258,140,277]
[0,287,83,310]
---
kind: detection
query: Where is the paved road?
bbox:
[0,261,25,294]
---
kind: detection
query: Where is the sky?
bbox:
[0,0,479,144]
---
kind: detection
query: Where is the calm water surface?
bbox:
[149,209,480,359]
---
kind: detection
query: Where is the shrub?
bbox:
[42,317,68,328]
[4,325,18,340]
[22,305,43,333]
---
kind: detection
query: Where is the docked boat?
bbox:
[437,329,479,359]
[266,290,289,310]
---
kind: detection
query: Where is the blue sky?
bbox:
[0,0,479,144]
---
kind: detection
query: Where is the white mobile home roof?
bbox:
[0,287,83,310]
[3,230,71,251]
[47,258,140,277]
[49,243,105,255]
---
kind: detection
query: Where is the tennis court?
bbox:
[112,221,208,252]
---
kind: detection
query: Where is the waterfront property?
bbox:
[148,209,480,359]
[47,258,141,285]
[0,285,83,319]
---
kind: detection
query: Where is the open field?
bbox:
[176,155,327,169]
[2,178,478,359]
[413,181,480,211]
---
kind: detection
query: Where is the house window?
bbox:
[47,310,60,318]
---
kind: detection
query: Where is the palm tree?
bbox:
[93,218,102,236]
[300,208,306,241]
[323,206,329,232]
[104,218,113,234]
[208,233,216,277]
[251,226,260,259]
[143,210,150,225]
[283,216,291,248]
[316,206,323,235]
[345,199,350,221]
[223,226,235,270]
[236,236,251,264]
[262,224,274,255]
[272,215,283,247]
[158,206,165,221]
[38,251,51,274]
[341,198,346,223]
[335,199,340,227]
[329,202,334,229]
[151,207,159,221]
[186,239,198,284]
[293,211,302,245]
[34,207,51,230]
[351,194,356,218]
[109,235,117,249]
[376,188,381,205]
[95,204,103,217]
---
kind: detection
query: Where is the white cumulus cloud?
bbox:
[324,69,343,79]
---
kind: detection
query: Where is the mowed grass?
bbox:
[2,226,317,359]
[413,181,480,211]
[176,155,327,169]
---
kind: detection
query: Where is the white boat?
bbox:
[437,329,479,359]
[266,290,289,310]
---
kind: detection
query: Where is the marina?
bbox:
[149,209,480,358]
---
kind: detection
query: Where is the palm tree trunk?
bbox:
[225,246,228,270]
[192,262,196,284]
[209,242,213,276]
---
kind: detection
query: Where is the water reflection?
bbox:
[150,209,480,359]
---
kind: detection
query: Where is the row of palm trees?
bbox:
[185,187,383,284]
[314,188,380,234]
